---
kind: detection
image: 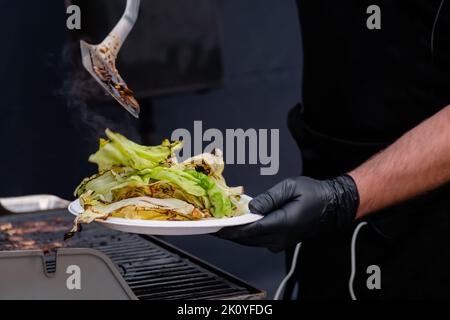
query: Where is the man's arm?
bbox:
[349,105,450,218]
[218,106,450,252]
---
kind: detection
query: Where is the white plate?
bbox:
[68,195,262,235]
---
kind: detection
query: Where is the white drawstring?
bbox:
[431,0,446,54]
[274,221,368,300]
[274,242,302,300]
[349,221,368,300]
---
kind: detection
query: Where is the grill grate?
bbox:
[0,210,264,300]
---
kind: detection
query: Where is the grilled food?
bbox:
[67,129,247,238]
[0,219,69,251]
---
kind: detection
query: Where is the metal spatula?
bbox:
[80,0,141,118]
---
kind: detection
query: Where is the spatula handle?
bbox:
[100,0,141,58]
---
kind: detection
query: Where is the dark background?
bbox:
[0,0,303,296]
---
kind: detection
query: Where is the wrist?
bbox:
[323,174,360,228]
[347,170,369,218]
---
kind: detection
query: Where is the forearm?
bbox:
[349,105,450,218]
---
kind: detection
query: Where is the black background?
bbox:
[0,0,303,297]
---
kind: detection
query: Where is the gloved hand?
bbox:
[217,175,360,252]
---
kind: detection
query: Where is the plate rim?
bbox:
[67,195,262,229]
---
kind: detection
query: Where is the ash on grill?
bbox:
[0,211,265,300]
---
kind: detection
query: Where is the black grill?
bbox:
[0,210,265,300]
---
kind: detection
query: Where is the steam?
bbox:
[58,41,137,141]
[59,42,112,139]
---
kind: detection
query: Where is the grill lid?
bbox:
[0,248,137,300]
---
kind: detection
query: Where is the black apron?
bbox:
[287,0,450,299]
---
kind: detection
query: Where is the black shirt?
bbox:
[298,0,450,144]
[289,0,450,299]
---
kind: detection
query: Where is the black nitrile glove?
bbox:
[217,175,360,252]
